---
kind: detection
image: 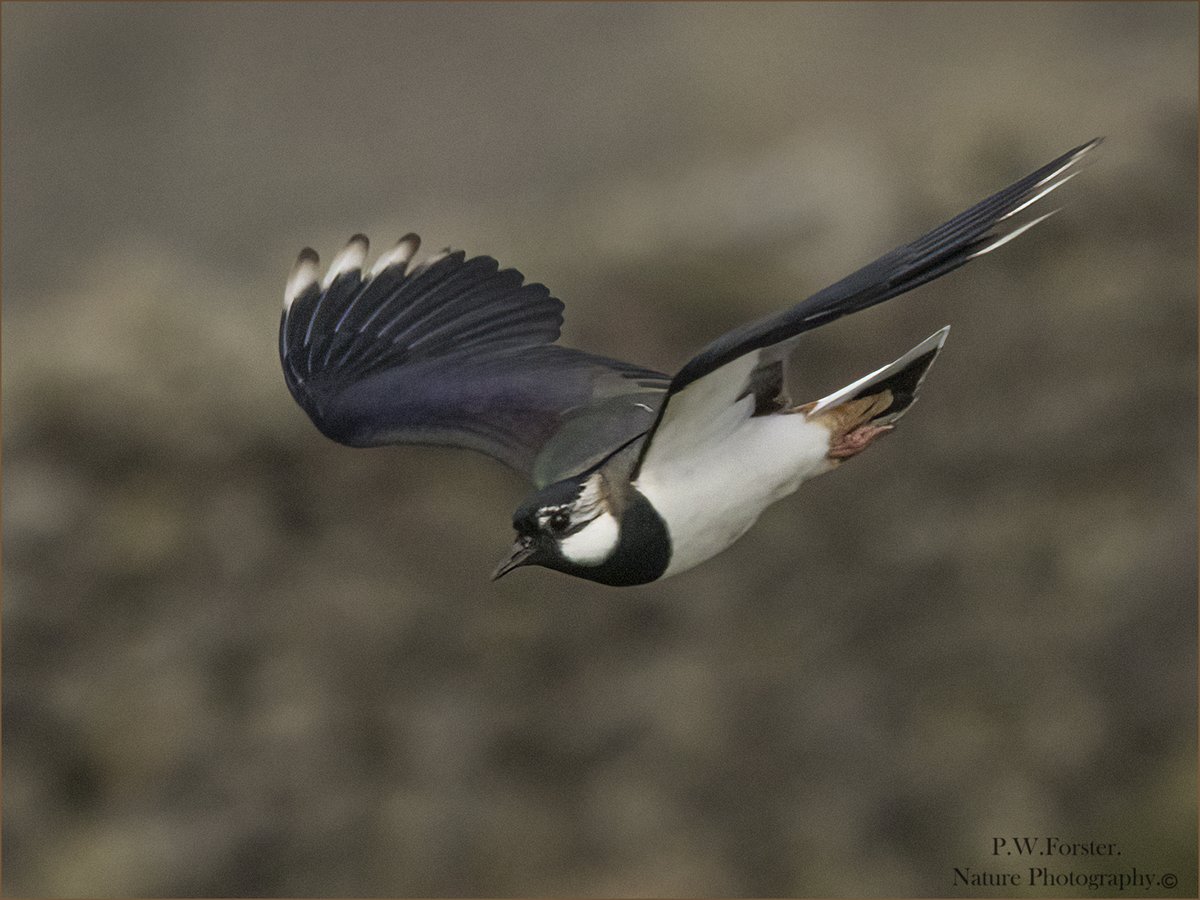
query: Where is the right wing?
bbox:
[668,137,1101,393]
[280,234,669,487]
[634,138,1101,481]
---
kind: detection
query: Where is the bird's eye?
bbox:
[546,510,570,533]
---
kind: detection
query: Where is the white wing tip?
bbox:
[999,169,1080,222]
[968,209,1059,260]
[1034,136,1103,188]
[367,232,421,279]
[321,233,369,289]
[284,248,320,310]
[287,231,431,307]
[409,246,455,277]
[999,137,1100,223]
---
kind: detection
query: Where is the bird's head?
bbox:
[492,472,622,582]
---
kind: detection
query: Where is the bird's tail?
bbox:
[804,326,949,426]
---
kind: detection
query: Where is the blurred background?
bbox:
[3,2,1196,896]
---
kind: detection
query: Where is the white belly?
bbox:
[633,412,833,577]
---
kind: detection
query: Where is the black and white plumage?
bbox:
[280,138,1099,586]
[280,234,669,488]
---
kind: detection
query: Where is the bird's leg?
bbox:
[800,391,896,462]
[828,422,894,459]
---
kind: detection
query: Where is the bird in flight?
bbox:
[280,139,1098,586]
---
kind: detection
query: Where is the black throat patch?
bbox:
[557,488,671,587]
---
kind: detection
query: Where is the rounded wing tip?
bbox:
[321,234,370,289]
[408,246,457,278]
[284,248,321,310]
[288,231,437,306]
[367,232,422,279]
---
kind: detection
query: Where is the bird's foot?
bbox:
[828,423,894,460]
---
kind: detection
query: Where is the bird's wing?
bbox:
[280,234,669,487]
[633,138,1100,480]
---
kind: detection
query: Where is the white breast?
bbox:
[559,511,621,565]
[634,410,833,577]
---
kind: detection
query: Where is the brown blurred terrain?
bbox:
[2,3,1196,897]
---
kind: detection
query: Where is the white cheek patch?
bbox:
[558,512,620,566]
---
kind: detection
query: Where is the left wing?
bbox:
[280,234,669,487]
[633,138,1100,479]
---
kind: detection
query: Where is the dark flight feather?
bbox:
[668,138,1101,393]
[628,139,1100,480]
[280,238,668,486]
